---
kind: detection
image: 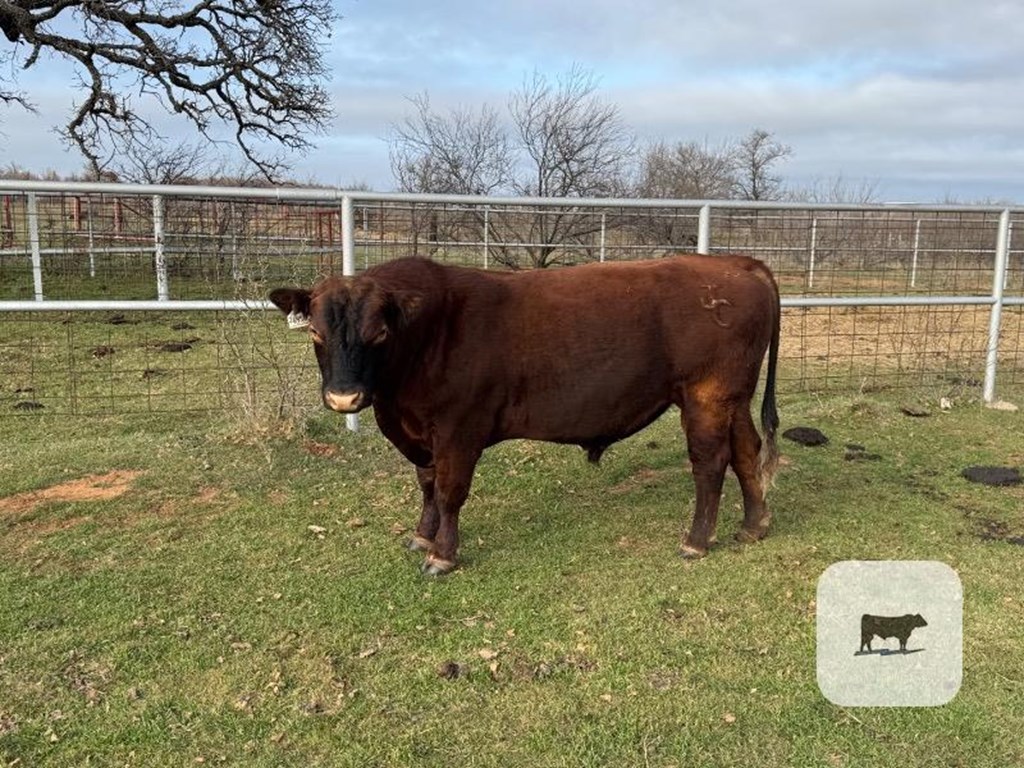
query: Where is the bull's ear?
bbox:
[390,290,423,325]
[269,288,312,329]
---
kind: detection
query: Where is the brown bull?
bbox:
[270,254,781,575]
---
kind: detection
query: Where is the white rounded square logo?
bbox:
[817,561,963,707]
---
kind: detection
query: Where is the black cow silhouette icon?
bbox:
[858,613,928,654]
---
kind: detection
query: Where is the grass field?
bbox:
[1,390,1023,767]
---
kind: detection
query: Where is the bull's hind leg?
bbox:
[678,384,732,559]
[407,465,438,552]
[730,405,772,544]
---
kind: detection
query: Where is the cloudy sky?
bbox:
[3,0,1023,202]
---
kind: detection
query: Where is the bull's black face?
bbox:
[269,278,422,413]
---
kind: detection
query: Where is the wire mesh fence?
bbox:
[1,182,1022,417]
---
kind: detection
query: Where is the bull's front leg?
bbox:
[406,465,438,552]
[421,448,481,576]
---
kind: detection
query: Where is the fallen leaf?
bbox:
[346,518,366,529]
[478,648,499,661]
[307,525,327,535]
[723,712,736,724]
[358,647,378,659]
[389,522,409,535]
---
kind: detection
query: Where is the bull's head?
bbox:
[269,277,422,413]
[913,613,928,628]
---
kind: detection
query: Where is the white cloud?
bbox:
[3,0,1024,201]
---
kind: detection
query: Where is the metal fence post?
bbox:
[983,209,1011,404]
[86,197,96,278]
[808,217,818,290]
[599,212,607,263]
[153,195,169,301]
[696,205,711,255]
[910,218,922,289]
[27,192,43,301]
[1004,222,1013,291]
[341,194,358,432]
[483,205,490,269]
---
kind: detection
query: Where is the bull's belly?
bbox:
[497,387,673,445]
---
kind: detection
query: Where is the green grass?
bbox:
[1,393,1023,767]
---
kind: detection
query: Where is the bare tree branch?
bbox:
[388,93,513,195]
[0,0,336,179]
[510,65,632,199]
[507,66,634,267]
[638,139,738,200]
[733,128,792,201]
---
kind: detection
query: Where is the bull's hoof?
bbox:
[406,534,434,552]
[420,553,457,576]
[679,542,708,559]
[735,526,768,544]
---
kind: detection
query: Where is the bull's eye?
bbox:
[372,328,389,345]
[309,327,324,345]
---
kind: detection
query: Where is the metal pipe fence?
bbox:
[1,180,1021,421]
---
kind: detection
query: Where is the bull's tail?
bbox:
[757,279,781,497]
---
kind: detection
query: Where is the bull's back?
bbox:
[455,255,776,443]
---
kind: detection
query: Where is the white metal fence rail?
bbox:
[1,180,1022,422]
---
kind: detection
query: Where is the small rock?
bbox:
[939,397,953,411]
[843,444,881,462]
[962,466,1022,487]
[900,405,930,418]
[782,426,829,447]
[158,342,192,353]
[844,450,882,462]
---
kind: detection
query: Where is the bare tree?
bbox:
[0,0,336,179]
[733,129,792,201]
[510,66,632,199]
[787,174,879,204]
[505,66,634,268]
[387,94,513,256]
[632,139,738,248]
[388,67,633,269]
[388,93,513,195]
[111,142,215,185]
[637,139,737,200]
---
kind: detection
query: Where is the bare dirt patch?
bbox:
[303,439,340,458]
[0,470,143,516]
